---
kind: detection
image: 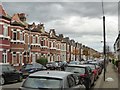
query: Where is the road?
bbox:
[1,80,25,90]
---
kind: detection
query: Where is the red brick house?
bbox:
[0,5,11,63]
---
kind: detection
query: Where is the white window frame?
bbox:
[38,37,40,44]
[3,24,8,37]
[12,52,17,64]
[33,36,36,44]
[13,30,17,40]
[2,50,7,63]
[20,32,23,41]
[19,53,22,64]
[28,35,29,44]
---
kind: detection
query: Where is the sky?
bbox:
[2,1,119,52]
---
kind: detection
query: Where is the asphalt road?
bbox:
[2,80,25,90]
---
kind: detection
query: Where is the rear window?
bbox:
[88,65,95,70]
[65,66,85,74]
[24,64,43,70]
[22,77,62,88]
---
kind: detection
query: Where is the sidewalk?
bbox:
[95,63,119,89]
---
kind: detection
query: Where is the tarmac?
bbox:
[94,62,119,89]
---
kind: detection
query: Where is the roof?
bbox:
[89,61,98,64]
[0,63,10,65]
[0,5,11,20]
[29,71,73,79]
[83,64,95,67]
[67,64,88,68]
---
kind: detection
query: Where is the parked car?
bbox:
[96,65,102,75]
[46,62,60,70]
[89,61,102,74]
[69,60,80,65]
[0,63,23,85]
[65,64,95,89]
[86,59,93,63]
[59,61,68,71]
[20,63,47,78]
[19,71,85,90]
[84,64,99,81]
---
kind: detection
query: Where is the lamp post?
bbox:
[102,0,106,81]
[103,16,106,81]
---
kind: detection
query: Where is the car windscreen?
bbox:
[22,77,62,89]
[25,64,33,69]
[69,61,77,64]
[25,64,42,70]
[65,66,85,74]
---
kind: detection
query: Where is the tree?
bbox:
[36,57,48,66]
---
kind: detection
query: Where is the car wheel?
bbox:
[92,80,95,86]
[85,81,91,89]
[0,76,5,85]
[18,75,23,82]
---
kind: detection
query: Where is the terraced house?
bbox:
[0,5,101,69]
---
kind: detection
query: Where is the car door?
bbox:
[67,74,81,89]
[87,66,94,85]
[7,65,19,80]
[2,65,13,82]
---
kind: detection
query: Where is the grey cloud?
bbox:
[3,2,118,23]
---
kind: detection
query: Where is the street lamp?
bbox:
[102,1,106,81]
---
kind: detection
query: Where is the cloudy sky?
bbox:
[2,1,119,52]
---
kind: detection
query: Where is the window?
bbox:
[12,52,17,64]
[38,37,40,44]
[67,75,76,88]
[13,30,17,40]
[49,42,51,47]
[41,40,44,46]
[1,65,9,72]
[87,66,92,74]
[23,77,62,88]
[33,36,36,44]
[3,24,8,36]
[19,54,22,64]
[7,65,15,71]
[2,50,7,63]
[20,32,23,41]
[27,35,29,44]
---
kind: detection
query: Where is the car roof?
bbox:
[29,71,73,79]
[0,63,10,65]
[89,61,98,63]
[84,64,95,67]
[67,64,88,67]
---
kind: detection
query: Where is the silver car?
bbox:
[19,71,85,90]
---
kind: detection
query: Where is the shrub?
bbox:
[36,57,48,66]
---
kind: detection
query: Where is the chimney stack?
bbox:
[19,13,26,22]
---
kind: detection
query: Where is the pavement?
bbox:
[94,62,119,89]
